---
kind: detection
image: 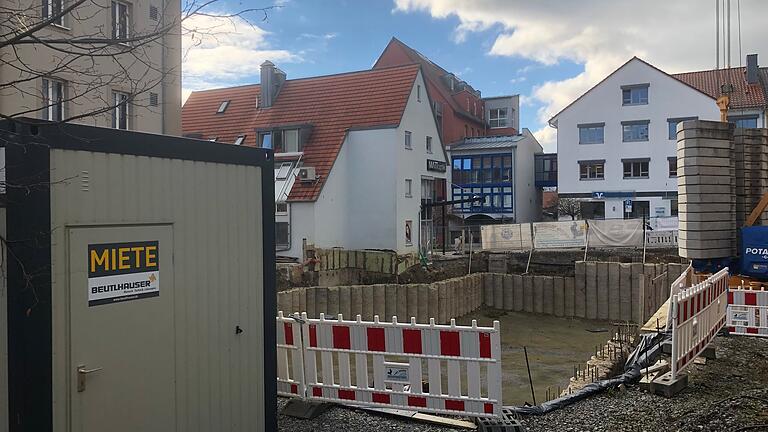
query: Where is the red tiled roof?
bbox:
[182,64,420,201]
[182,84,260,143]
[672,67,767,110]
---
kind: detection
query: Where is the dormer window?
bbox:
[217,100,230,113]
[259,128,303,153]
[234,134,246,145]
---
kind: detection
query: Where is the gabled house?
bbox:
[182,62,448,258]
[373,38,519,145]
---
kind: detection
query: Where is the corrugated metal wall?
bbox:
[0,207,7,432]
[48,150,265,431]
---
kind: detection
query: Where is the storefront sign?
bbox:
[592,191,635,199]
[87,241,160,306]
[427,159,447,172]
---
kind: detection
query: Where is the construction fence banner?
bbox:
[648,217,679,232]
[481,223,532,251]
[670,268,728,379]
[276,311,503,418]
[645,230,679,248]
[532,220,587,249]
[586,218,644,248]
[727,289,768,337]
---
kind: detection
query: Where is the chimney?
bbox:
[260,61,274,108]
[746,54,758,85]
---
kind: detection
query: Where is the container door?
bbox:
[68,225,175,432]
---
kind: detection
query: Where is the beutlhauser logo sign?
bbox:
[87,241,160,306]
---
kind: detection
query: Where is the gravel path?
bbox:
[278,336,768,431]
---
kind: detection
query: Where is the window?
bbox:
[404,131,412,149]
[217,100,230,113]
[578,123,604,144]
[276,222,289,249]
[405,179,412,197]
[579,160,604,180]
[149,92,159,107]
[622,121,649,142]
[417,85,421,102]
[276,162,292,180]
[112,91,129,129]
[283,129,300,152]
[450,155,514,212]
[42,78,64,121]
[234,134,246,146]
[426,136,433,154]
[622,84,649,105]
[623,159,649,179]
[580,201,605,220]
[111,1,130,41]
[259,132,272,149]
[464,124,468,137]
[668,157,677,177]
[728,115,759,129]
[149,5,159,21]
[489,108,508,128]
[43,0,64,26]
[668,117,697,139]
[275,202,288,214]
[670,199,679,216]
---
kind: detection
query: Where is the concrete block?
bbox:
[543,276,555,315]
[316,287,328,316]
[678,193,733,204]
[418,284,429,323]
[299,287,307,316]
[340,286,353,319]
[292,289,302,315]
[494,274,504,310]
[385,285,398,320]
[306,287,317,318]
[523,276,534,313]
[679,203,735,213]
[278,291,292,316]
[350,286,362,319]
[631,263,643,323]
[564,277,575,317]
[372,284,386,319]
[513,275,524,312]
[553,277,565,317]
[361,285,374,321]
[327,286,340,317]
[484,274,494,307]
[575,262,587,318]
[437,282,448,323]
[677,155,733,167]
[679,247,735,259]
[533,276,544,314]
[619,263,633,322]
[608,263,621,321]
[586,262,598,320]
[429,285,439,321]
[678,211,736,222]
[676,146,734,158]
[677,220,735,231]
[503,275,514,311]
[651,371,689,398]
[404,285,416,321]
[597,262,610,321]
[678,230,736,241]
[677,184,733,195]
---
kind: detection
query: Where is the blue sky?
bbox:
[184,0,768,151]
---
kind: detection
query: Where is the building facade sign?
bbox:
[426,159,447,172]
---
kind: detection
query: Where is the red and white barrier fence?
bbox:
[727,288,768,337]
[666,263,693,331]
[277,311,503,418]
[670,268,728,380]
[277,312,306,398]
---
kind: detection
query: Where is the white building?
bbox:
[183,62,448,258]
[549,57,721,220]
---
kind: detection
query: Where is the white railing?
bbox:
[277,311,503,418]
[670,268,729,379]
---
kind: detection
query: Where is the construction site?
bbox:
[274,120,768,432]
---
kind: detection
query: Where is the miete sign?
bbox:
[88,241,160,306]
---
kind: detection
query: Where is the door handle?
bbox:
[77,365,103,392]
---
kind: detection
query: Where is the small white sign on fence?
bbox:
[532,220,587,249]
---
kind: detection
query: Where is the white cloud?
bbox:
[393,0,768,150]
[182,14,301,102]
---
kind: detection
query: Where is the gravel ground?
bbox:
[278,335,768,431]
